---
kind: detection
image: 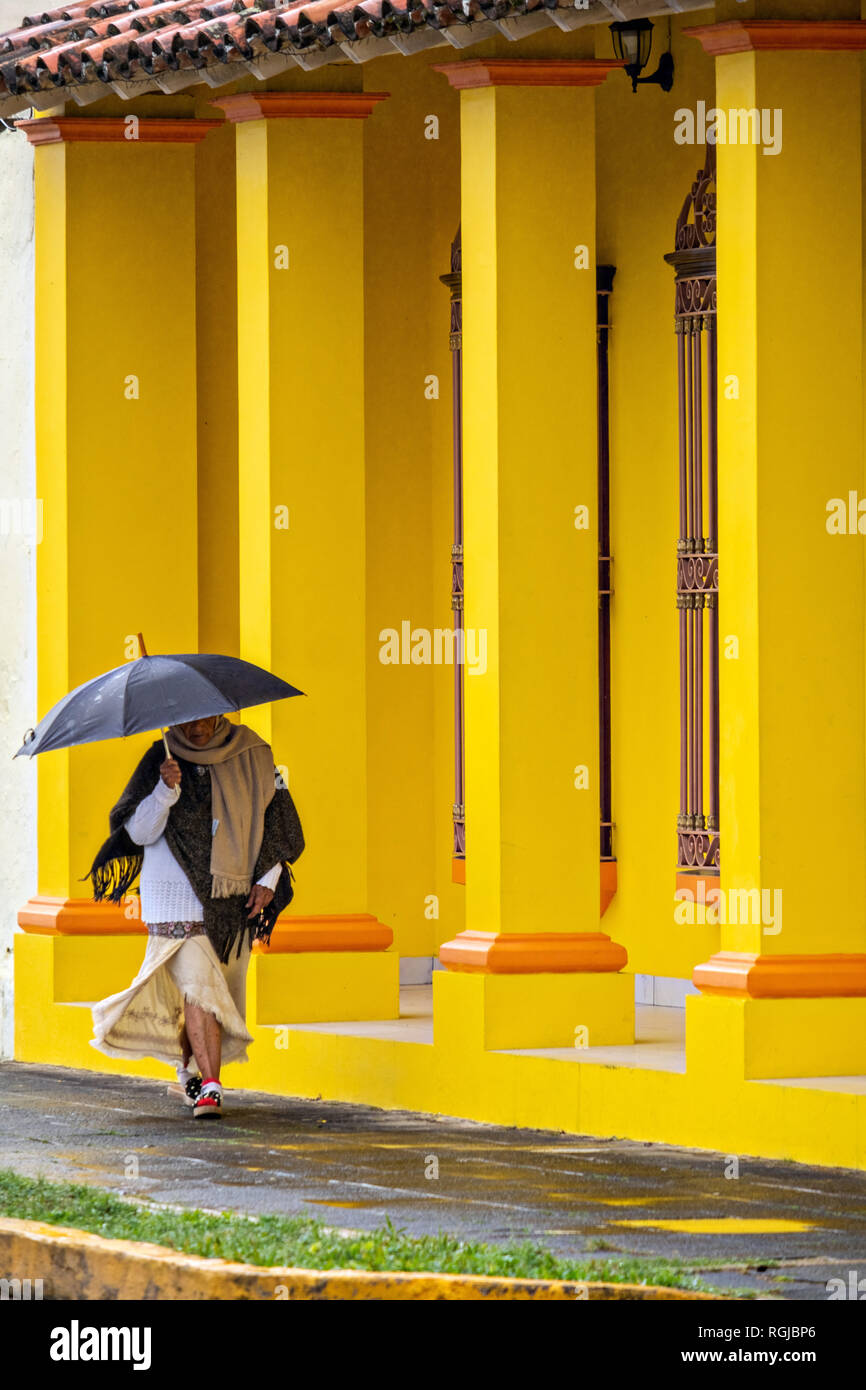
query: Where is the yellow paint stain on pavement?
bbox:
[613,1218,816,1234]
[547,1189,666,1206]
[304,1199,375,1210]
[606,1197,696,1207]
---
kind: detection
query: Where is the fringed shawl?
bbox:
[88,738,305,963]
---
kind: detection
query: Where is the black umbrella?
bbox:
[14,635,303,758]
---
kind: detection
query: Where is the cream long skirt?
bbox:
[90,929,254,1068]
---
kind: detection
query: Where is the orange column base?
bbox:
[17,896,145,936]
[18,897,393,954]
[693,951,866,998]
[439,930,627,974]
[255,914,393,953]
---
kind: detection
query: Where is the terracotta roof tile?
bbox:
[0,0,694,114]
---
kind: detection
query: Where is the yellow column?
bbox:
[16,116,211,936]
[432,61,632,1050]
[685,19,866,1078]
[215,92,398,1022]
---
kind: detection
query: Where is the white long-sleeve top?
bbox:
[126,777,282,926]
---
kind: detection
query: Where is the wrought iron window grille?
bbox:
[664,147,720,875]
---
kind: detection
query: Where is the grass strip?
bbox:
[0,1168,747,1295]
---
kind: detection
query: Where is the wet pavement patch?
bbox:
[1,1061,865,1300]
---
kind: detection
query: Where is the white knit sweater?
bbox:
[125,777,282,926]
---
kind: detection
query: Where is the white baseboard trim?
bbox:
[635,973,699,1008]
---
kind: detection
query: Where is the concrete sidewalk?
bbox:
[1,1061,865,1300]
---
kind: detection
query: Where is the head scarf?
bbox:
[166,716,275,898]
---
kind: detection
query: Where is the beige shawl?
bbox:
[166,717,275,898]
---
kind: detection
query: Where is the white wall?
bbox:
[0,1,26,28]
[0,118,36,1058]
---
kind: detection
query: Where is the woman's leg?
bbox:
[184,1002,222,1082]
[222,937,252,1030]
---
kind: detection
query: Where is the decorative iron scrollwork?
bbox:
[674,144,716,253]
[674,276,717,323]
[677,552,719,599]
[677,829,721,871]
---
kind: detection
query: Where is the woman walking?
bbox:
[88,714,304,1118]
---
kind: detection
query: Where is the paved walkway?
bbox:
[1,1061,864,1300]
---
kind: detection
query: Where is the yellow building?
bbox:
[4,0,866,1169]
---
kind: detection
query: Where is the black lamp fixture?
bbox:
[609,19,674,94]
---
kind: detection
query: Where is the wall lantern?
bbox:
[609,19,674,94]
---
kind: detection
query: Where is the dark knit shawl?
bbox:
[88,739,305,963]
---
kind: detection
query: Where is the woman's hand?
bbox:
[160,757,182,790]
[246,884,274,919]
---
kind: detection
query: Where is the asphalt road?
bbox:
[1,1061,865,1300]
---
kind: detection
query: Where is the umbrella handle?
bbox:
[162,729,171,760]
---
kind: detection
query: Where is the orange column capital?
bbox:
[684,19,866,55]
[16,117,222,145]
[211,92,389,123]
[433,59,623,90]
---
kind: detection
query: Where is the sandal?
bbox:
[184,1075,202,1107]
[193,1079,222,1119]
